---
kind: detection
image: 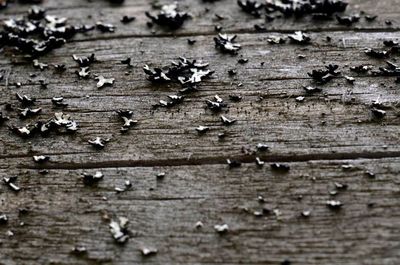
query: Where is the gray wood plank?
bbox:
[1,1,400,264]
[0,31,399,165]
[0,0,399,41]
[1,158,400,264]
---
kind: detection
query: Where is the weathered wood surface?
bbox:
[1,0,400,40]
[2,31,400,164]
[1,0,400,264]
[2,159,400,265]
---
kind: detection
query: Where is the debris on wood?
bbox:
[88,137,110,149]
[82,171,104,185]
[95,75,115,88]
[271,163,290,172]
[3,176,21,192]
[140,246,158,256]
[146,3,189,29]
[214,33,241,54]
[33,155,50,163]
[214,223,229,233]
[326,200,342,209]
[109,217,130,244]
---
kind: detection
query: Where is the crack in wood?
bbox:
[70,27,400,43]
[20,150,400,170]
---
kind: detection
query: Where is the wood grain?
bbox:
[0,0,400,264]
[1,32,399,164]
[0,0,399,41]
[1,159,400,264]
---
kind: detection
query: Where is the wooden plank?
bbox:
[0,0,400,264]
[0,0,399,41]
[0,30,397,81]
[0,31,399,165]
[1,158,400,264]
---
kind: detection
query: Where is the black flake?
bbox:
[71,246,87,256]
[82,171,104,185]
[336,14,360,26]
[3,176,21,192]
[121,15,136,24]
[307,64,340,84]
[256,143,269,151]
[220,115,236,125]
[146,3,190,30]
[371,108,386,119]
[265,0,347,18]
[72,54,96,67]
[33,59,48,70]
[237,0,264,18]
[88,137,110,149]
[96,75,115,88]
[303,86,322,94]
[19,107,42,119]
[255,157,264,167]
[326,200,342,209]
[121,57,133,67]
[270,163,290,172]
[365,48,390,59]
[33,155,49,163]
[196,125,209,134]
[109,217,130,244]
[365,15,377,22]
[52,97,68,107]
[227,159,241,168]
[267,36,286,44]
[76,67,90,78]
[0,214,8,224]
[229,94,242,102]
[214,33,241,54]
[16,93,36,106]
[288,31,311,44]
[96,22,115,33]
[187,39,196,45]
[140,247,158,256]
